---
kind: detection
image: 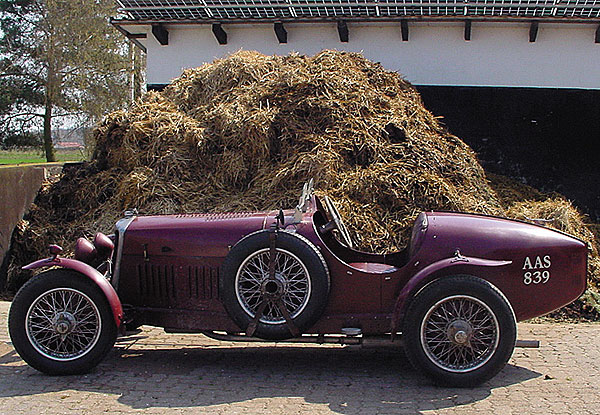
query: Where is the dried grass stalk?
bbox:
[5,50,599,319]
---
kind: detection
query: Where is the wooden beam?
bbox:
[274,22,287,43]
[529,21,539,42]
[401,19,409,41]
[112,23,147,52]
[596,24,600,43]
[151,24,169,45]
[337,20,349,42]
[464,20,472,41]
[212,23,227,45]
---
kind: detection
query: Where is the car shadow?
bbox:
[0,341,540,414]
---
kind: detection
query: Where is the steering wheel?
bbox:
[323,196,354,248]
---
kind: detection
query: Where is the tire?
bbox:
[9,269,117,375]
[220,230,330,340]
[402,275,516,387]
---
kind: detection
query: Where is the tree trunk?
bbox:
[134,48,143,101]
[128,43,135,103]
[43,98,56,162]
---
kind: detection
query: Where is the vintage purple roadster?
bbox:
[9,181,587,386]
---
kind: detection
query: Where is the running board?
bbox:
[202,331,399,346]
[200,331,539,348]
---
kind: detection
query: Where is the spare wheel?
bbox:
[220,230,330,340]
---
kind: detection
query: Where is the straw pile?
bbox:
[5,50,599,319]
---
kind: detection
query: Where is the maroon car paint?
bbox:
[391,255,514,331]
[113,195,585,335]
[22,257,124,328]
[411,212,588,321]
[23,194,588,336]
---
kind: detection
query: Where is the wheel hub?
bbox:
[54,312,76,335]
[447,320,472,345]
[261,278,284,298]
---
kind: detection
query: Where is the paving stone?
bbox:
[1,300,599,414]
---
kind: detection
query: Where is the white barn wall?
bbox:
[136,22,600,89]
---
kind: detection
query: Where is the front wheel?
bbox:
[402,275,516,387]
[9,269,117,375]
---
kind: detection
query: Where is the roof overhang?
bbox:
[114,0,600,23]
[112,0,600,49]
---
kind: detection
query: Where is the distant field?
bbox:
[0,148,86,165]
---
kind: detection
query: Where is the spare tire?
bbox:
[220,230,330,340]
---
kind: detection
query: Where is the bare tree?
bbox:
[0,0,130,160]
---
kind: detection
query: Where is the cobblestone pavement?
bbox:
[1,300,599,414]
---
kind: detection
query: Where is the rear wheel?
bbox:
[402,275,516,387]
[9,270,117,375]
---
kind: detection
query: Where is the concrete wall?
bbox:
[0,165,52,290]
[133,21,600,89]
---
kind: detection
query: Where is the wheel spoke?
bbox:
[26,288,101,361]
[236,248,311,324]
[421,295,499,372]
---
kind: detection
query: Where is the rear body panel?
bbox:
[413,212,588,321]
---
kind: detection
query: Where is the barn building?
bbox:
[112,1,600,219]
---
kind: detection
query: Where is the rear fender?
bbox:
[23,258,123,329]
[391,255,512,333]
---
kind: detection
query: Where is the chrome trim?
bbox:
[293,179,314,223]
[111,214,136,289]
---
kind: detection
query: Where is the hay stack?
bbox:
[5,50,599,319]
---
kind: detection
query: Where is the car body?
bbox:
[9,182,588,386]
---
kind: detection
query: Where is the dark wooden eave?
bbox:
[274,22,287,43]
[212,23,227,44]
[112,23,147,52]
[464,20,472,41]
[337,20,349,42]
[529,21,539,42]
[401,20,408,41]
[152,23,169,45]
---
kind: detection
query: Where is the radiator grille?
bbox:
[188,266,219,300]
[136,263,177,299]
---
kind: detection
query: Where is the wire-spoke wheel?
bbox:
[221,230,330,340]
[9,270,117,375]
[420,295,499,373]
[403,275,516,387]
[236,248,311,324]
[26,288,102,361]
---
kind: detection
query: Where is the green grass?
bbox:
[0,148,86,165]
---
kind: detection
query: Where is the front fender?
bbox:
[391,255,512,333]
[23,258,123,328]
